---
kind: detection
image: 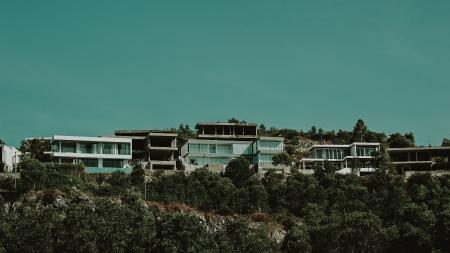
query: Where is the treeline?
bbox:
[259,119,419,148]
[2,155,450,252]
[145,158,450,253]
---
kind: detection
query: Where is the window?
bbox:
[79,143,97,154]
[217,144,232,154]
[209,144,216,153]
[118,143,130,155]
[78,159,98,167]
[258,141,282,151]
[103,159,122,168]
[61,142,76,153]
[102,143,114,154]
[315,149,324,159]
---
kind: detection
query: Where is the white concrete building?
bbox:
[45,135,133,173]
[300,142,381,175]
[0,144,21,173]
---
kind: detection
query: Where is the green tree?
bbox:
[434,206,450,253]
[282,224,312,253]
[130,162,145,188]
[218,220,278,253]
[442,138,450,147]
[387,133,415,148]
[223,157,253,188]
[19,138,51,162]
[352,119,368,142]
[107,171,131,195]
[235,176,269,213]
[177,124,196,148]
[153,213,216,253]
[272,151,292,166]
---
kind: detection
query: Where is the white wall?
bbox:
[1,145,21,172]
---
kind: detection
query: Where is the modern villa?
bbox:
[181,122,285,172]
[300,142,381,175]
[387,146,450,176]
[45,135,132,173]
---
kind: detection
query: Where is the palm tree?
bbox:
[19,138,51,162]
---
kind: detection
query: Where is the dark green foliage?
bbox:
[19,138,51,162]
[130,163,145,187]
[106,171,130,195]
[177,124,196,148]
[352,119,368,142]
[272,151,292,166]
[217,220,279,253]
[18,157,85,192]
[223,157,253,188]
[388,132,416,148]
[442,138,450,147]
[282,224,312,253]
[154,213,215,253]
[3,154,450,252]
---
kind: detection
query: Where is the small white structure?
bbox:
[0,144,21,173]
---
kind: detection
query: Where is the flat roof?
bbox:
[310,142,380,149]
[196,122,258,127]
[183,138,254,146]
[148,132,177,137]
[259,136,284,141]
[115,129,175,134]
[387,146,450,152]
[52,135,132,143]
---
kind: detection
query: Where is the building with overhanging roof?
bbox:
[45,135,132,173]
[181,122,284,172]
[195,122,258,140]
[387,146,450,175]
[300,142,381,175]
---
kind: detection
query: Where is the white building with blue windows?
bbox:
[46,135,132,173]
[300,142,381,175]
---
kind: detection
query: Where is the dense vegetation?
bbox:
[1,156,450,252]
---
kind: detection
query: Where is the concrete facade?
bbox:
[387,146,450,173]
[115,130,177,170]
[181,122,284,172]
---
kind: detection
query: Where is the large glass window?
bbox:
[118,143,130,155]
[78,158,98,167]
[356,147,376,157]
[102,143,114,154]
[79,143,97,154]
[103,159,122,168]
[315,149,324,159]
[258,141,282,151]
[61,142,76,153]
[258,154,273,164]
[216,144,232,154]
[209,144,216,153]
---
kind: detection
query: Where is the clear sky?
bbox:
[1,0,449,147]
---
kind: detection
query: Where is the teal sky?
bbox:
[1,0,449,147]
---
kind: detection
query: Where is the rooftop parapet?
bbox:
[195,122,258,140]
